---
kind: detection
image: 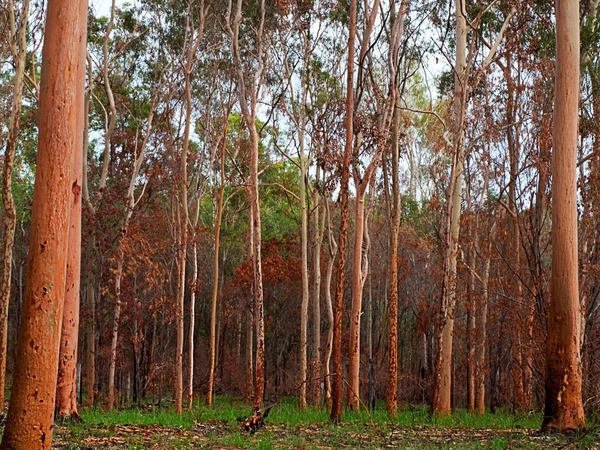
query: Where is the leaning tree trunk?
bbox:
[0,0,81,446]
[56,0,87,419]
[542,0,585,432]
[330,0,357,422]
[431,0,467,416]
[0,0,29,412]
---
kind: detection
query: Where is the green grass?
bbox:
[54,397,598,449]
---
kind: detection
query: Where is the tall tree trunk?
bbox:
[0,0,81,445]
[475,222,494,415]
[0,0,30,412]
[542,0,585,431]
[245,193,255,401]
[175,43,193,416]
[347,181,370,410]
[323,195,337,409]
[207,122,227,406]
[299,137,309,411]
[431,0,467,416]
[245,308,254,401]
[249,124,265,408]
[108,259,123,411]
[226,0,267,407]
[386,98,402,416]
[466,237,476,414]
[330,0,356,421]
[311,176,324,406]
[56,0,87,419]
[187,239,197,408]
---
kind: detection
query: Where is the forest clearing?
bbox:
[1,0,600,447]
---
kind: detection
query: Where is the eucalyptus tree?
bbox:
[330,0,357,421]
[0,0,83,446]
[55,0,88,421]
[224,0,272,408]
[432,0,514,415]
[542,0,585,431]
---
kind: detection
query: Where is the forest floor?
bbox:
[50,397,598,449]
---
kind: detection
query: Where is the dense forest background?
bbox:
[0,0,598,439]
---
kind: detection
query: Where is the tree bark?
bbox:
[207,120,228,406]
[56,0,87,419]
[0,0,81,445]
[386,100,402,416]
[311,173,324,406]
[347,180,369,410]
[475,222,494,415]
[542,0,585,431]
[323,195,337,409]
[0,0,30,412]
[330,0,357,422]
[431,0,467,416]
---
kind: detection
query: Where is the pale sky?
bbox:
[90,0,129,17]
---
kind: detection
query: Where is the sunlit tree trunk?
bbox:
[0,0,81,445]
[56,0,87,420]
[330,0,357,422]
[0,0,30,412]
[542,0,585,431]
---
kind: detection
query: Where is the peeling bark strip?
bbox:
[542,0,585,432]
[56,0,88,421]
[0,0,83,447]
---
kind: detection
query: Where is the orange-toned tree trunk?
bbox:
[330,0,356,422]
[542,0,585,432]
[386,101,402,416]
[56,0,87,421]
[0,0,82,446]
[0,0,29,412]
